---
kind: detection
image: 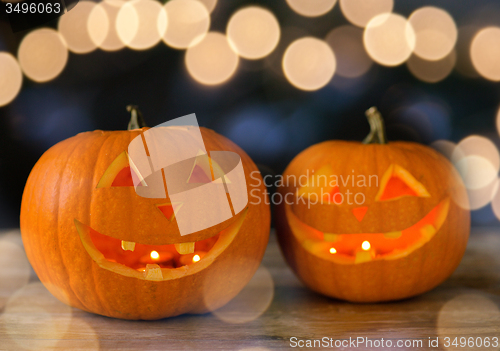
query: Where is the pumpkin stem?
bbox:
[127,105,147,130]
[363,107,387,145]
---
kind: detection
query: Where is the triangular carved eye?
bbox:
[186,150,232,185]
[97,151,145,188]
[187,151,213,184]
[375,164,430,201]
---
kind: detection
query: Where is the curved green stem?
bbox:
[362,107,387,145]
[127,105,147,130]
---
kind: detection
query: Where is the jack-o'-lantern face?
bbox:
[75,147,248,281]
[286,161,450,264]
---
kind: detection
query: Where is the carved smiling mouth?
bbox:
[75,209,247,281]
[286,199,450,264]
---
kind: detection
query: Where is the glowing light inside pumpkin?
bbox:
[78,219,222,271]
[361,241,371,251]
[193,254,201,262]
[150,250,160,260]
[329,247,337,254]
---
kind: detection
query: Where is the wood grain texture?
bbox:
[1,229,500,350]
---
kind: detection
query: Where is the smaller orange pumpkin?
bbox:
[275,107,470,302]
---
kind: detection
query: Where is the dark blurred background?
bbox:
[1,0,500,228]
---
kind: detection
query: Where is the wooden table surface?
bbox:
[1,228,500,351]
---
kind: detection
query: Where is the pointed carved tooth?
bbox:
[323,233,340,242]
[384,231,402,239]
[121,240,136,251]
[144,264,163,281]
[355,251,372,264]
[420,224,436,239]
[175,242,195,255]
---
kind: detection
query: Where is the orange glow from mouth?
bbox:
[286,198,450,264]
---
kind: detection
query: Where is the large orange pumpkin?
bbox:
[275,107,469,302]
[20,108,270,320]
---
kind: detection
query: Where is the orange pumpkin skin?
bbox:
[20,127,270,320]
[276,139,470,302]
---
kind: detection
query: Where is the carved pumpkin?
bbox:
[275,107,469,302]
[20,108,270,319]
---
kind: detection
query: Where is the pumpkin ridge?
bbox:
[55,135,91,312]
[90,132,120,316]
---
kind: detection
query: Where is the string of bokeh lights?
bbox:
[2,0,500,218]
[1,0,500,101]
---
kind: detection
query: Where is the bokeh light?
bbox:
[325,25,373,78]
[496,107,500,137]
[451,136,500,211]
[1,282,73,350]
[185,32,239,85]
[193,0,217,13]
[88,0,126,51]
[162,0,210,49]
[116,0,165,50]
[283,37,336,91]
[0,53,22,107]
[363,13,415,67]
[455,155,498,190]
[407,50,456,83]
[453,135,500,172]
[18,28,68,82]
[339,0,394,28]
[437,293,500,351]
[58,1,98,54]
[209,266,274,323]
[467,179,499,211]
[408,6,458,61]
[490,182,500,221]
[0,233,31,311]
[227,6,280,60]
[286,0,337,17]
[471,27,500,82]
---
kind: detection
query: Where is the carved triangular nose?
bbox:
[352,206,368,222]
[157,203,183,221]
